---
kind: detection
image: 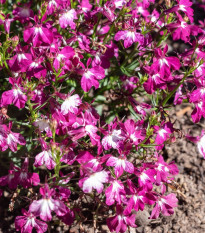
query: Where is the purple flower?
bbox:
[114,30,144,48]
[23,17,53,47]
[105,179,126,206]
[151,45,181,78]
[59,9,77,29]
[81,58,105,92]
[106,154,134,178]
[79,169,109,193]
[61,93,82,115]
[150,193,178,219]
[15,209,47,233]
[107,205,136,233]
[29,184,67,221]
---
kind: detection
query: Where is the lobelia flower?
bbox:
[0,163,18,189]
[154,155,178,185]
[15,158,40,188]
[135,165,156,191]
[166,16,198,43]
[6,122,26,152]
[191,101,205,123]
[151,45,181,78]
[23,16,53,47]
[0,124,8,151]
[80,58,105,92]
[47,0,61,15]
[105,179,126,206]
[12,3,34,23]
[114,29,144,48]
[59,9,77,29]
[165,0,193,23]
[29,184,67,221]
[53,46,75,71]
[76,151,102,175]
[123,119,146,146]
[154,122,174,150]
[79,168,109,193]
[101,120,125,150]
[1,77,27,109]
[107,205,137,233]
[150,193,178,219]
[124,180,156,214]
[106,153,134,178]
[34,149,56,170]
[34,139,56,170]
[15,209,48,233]
[68,113,101,146]
[8,47,32,72]
[61,92,82,115]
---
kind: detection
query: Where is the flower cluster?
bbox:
[0,0,204,232]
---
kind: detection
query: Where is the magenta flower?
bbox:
[0,163,18,189]
[106,154,134,177]
[150,193,178,219]
[107,205,136,233]
[1,77,27,109]
[151,45,181,78]
[124,180,156,214]
[34,149,56,170]
[15,209,47,233]
[123,119,145,146]
[79,169,109,193]
[6,124,26,152]
[197,132,205,159]
[154,122,174,150]
[53,46,75,71]
[61,93,82,115]
[29,184,67,221]
[105,179,126,206]
[154,155,178,185]
[114,30,144,48]
[191,101,205,123]
[59,9,77,29]
[16,158,40,188]
[23,17,53,47]
[81,58,105,92]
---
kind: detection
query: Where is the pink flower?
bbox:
[107,205,136,233]
[105,179,126,206]
[0,163,18,189]
[151,45,181,78]
[53,46,75,71]
[79,169,109,193]
[154,122,174,150]
[114,30,144,48]
[16,158,40,188]
[123,119,145,145]
[197,132,205,159]
[61,93,82,115]
[106,154,134,178]
[81,58,105,92]
[29,184,67,221]
[59,9,77,29]
[23,17,53,46]
[34,150,56,170]
[15,209,47,233]
[6,124,26,152]
[124,180,156,214]
[1,78,27,109]
[150,193,178,219]
[191,101,205,123]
